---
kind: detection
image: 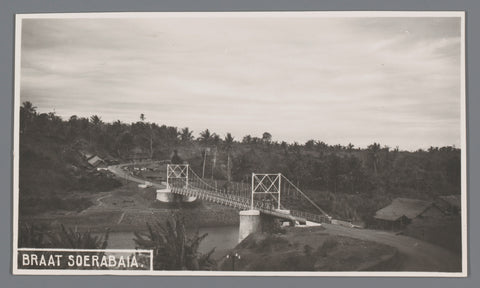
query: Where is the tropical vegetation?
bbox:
[19,101,461,224]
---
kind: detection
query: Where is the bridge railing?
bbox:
[168,167,332,224]
[171,185,332,224]
[290,210,332,224]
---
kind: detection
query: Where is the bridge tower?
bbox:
[166,164,189,189]
[239,173,290,243]
[251,173,282,211]
[156,164,190,202]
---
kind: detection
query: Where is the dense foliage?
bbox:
[133,214,216,270]
[19,223,109,249]
[19,101,461,223]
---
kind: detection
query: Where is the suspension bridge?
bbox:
[109,163,332,242]
[161,164,332,224]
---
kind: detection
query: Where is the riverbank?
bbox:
[218,223,461,272]
[20,181,239,233]
[218,226,399,271]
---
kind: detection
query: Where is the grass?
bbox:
[20,178,240,233]
[219,227,397,271]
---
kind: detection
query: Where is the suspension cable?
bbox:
[187,167,219,192]
[281,175,330,218]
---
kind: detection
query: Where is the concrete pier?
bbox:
[156,184,197,203]
[156,185,175,202]
[238,210,261,243]
[183,195,198,202]
[274,209,291,215]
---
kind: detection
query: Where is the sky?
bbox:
[19,13,463,150]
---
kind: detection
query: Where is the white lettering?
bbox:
[100,255,108,267]
[22,254,29,266]
[20,252,143,269]
[108,255,116,266]
[55,255,62,266]
[68,255,75,266]
[118,256,126,268]
[130,255,138,268]
[31,254,38,266]
[75,255,83,267]
[84,255,90,267]
[39,255,46,266]
[47,255,56,266]
[92,255,99,267]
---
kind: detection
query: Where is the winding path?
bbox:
[107,163,462,272]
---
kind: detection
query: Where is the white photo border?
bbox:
[12,11,467,277]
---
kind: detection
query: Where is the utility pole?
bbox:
[202,148,209,178]
[211,147,217,180]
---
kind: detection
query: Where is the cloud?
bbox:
[19,15,462,150]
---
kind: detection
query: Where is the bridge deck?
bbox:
[171,186,330,224]
[108,164,330,224]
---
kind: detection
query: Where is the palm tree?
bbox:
[20,101,37,133]
[199,129,212,144]
[21,101,37,115]
[367,142,381,175]
[89,115,103,126]
[133,214,216,270]
[224,133,234,182]
[46,224,109,249]
[180,127,194,143]
[88,115,103,145]
[347,143,354,152]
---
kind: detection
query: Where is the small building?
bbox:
[87,155,106,167]
[374,198,444,230]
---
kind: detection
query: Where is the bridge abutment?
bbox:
[156,183,176,202]
[157,184,198,203]
[238,210,261,243]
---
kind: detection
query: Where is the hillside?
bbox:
[218,224,461,272]
[18,101,461,226]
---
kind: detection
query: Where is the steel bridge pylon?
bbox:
[251,173,282,211]
[166,164,189,189]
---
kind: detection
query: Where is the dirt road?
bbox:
[322,223,462,272]
[108,163,462,272]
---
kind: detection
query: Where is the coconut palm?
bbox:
[20,101,37,133]
[180,127,194,143]
[133,214,216,270]
[199,129,212,145]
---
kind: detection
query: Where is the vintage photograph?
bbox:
[13,12,466,276]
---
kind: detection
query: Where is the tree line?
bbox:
[19,101,461,222]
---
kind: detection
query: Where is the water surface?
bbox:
[105,225,238,260]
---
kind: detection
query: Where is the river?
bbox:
[104,225,238,260]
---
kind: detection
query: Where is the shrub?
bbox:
[18,223,47,248]
[133,213,216,270]
[255,234,289,253]
[46,224,109,249]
